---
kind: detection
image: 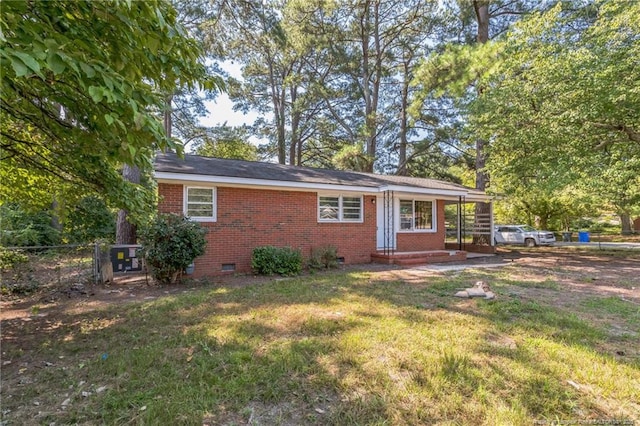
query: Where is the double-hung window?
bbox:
[399,199,433,231]
[184,186,216,221]
[318,195,362,222]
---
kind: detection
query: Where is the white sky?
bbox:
[198,61,259,128]
[198,94,260,127]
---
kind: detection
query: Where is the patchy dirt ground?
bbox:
[2,247,638,356]
[1,247,639,424]
[1,247,638,323]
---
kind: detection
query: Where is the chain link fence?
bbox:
[0,244,97,296]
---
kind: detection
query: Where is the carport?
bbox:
[444,194,495,254]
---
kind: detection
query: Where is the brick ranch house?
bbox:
[154,152,494,278]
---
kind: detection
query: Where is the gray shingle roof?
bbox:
[155,152,383,187]
[155,152,483,196]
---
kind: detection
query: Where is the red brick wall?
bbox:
[158,183,377,277]
[395,200,446,251]
[158,183,182,214]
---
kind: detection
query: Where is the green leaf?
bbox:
[12,51,41,75]
[155,7,166,29]
[1,0,212,218]
[44,38,58,49]
[30,40,47,60]
[80,62,96,78]
[47,52,66,74]
[88,86,104,103]
[10,56,30,77]
[146,36,160,55]
[102,75,114,91]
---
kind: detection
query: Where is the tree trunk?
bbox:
[538,216,549,231]
[620,212,632,235]
[268,60,287,165]
[360,2,373,172]
[473,137,491,244]
[359,0,381,173]
[473,1,491,245]
[397,54,411,176]
[289,85,300,165]
[474,1,490,44]
[50,198,62,233]
[115,164,140,244]
[99,248,113,283]
[277,85,287,165]
[164,94,173,138]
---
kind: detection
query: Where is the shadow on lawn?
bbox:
[364,268,638,364]
[1,265,638,424]
[1,273,393,425]
[358,268,639,416]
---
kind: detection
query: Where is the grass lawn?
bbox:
[2,257,639,425]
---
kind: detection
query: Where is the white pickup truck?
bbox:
[494,225,556,247]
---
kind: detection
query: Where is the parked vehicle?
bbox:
[494,225,556,247]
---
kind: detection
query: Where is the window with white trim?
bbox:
[318,195,362,222]
[184,186,216,221]
[399,199,433,231]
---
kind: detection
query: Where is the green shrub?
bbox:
[308,245,338,270]
[140,214,207,284]
[0,248,29,271]
[64,196,116,243]
[0,247,36,294]
[0,204,60,246]
[251,246,302,276]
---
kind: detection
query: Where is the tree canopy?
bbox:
[0,0,219,216]
[480,1,640,230]
[2,0,637,235]
[413,0,640,230]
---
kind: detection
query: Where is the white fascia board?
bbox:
[154,172,380,194]
[379,186,492,202]
[463,194,493,202]
[378,185,467,198]
[154,172,491,200]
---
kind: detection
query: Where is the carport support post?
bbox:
[490,201,494,247]
[458,196,463,251]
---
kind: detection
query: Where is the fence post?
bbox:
[93,242,100,284]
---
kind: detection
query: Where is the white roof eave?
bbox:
[154,172,491,200]
[154,172,380,194]
[377,185,467,198]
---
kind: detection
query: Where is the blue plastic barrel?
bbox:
[578,231,590,243]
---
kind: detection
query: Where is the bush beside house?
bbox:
[140,214,207,284]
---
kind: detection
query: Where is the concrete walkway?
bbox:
[408,252,511,272]
[412,262,509,272]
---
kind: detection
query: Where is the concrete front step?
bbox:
[371,250,466,266]
[394,255,463,266]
